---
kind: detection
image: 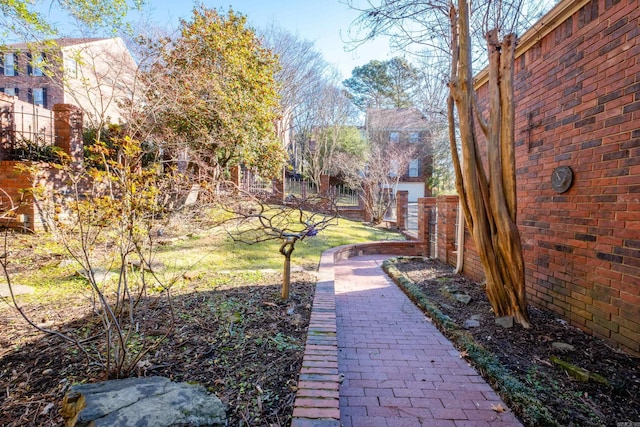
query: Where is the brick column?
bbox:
[53,104,83,169]
[396,190,409,230]
[436,195,459,265]
[420,197,436,257]
[271,168,286,204]
[417,197,431,242]
[320,174,330,197]
[229,165,240,186]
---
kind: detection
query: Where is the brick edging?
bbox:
[290,240,426,426]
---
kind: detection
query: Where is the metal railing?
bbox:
[332,184,359,207]
[453,205,459,251]
[240,169,273,195]
[407,202,418,231]
[285,177,317,198]
[1,104,57,161]
[428,206,437,257]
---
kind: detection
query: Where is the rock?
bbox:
[439,302,456,311]
[441,285,460,295]
[464,319,480,328]
[552,342,575,352]
[77,268,111,284]
[129,260,164,272]
[454,294,472,305]
[182,271,201,281]
[63,376,226,427]
[59,259,77,268]
[495,316,514,329]
[0,283,34,297]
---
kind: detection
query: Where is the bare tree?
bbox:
[302,81,362,187]
[225,192,338,299]
[347,0,553,326]
[413,59,455,194]
[261,25,329,150]
[3,137,179,380]
[339,138,416,225]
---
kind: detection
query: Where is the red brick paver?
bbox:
[335,255,523,427]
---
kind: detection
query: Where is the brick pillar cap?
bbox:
[53,104,82,112]
[437,195,460,202]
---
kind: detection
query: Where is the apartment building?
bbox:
[0,37,137,125]
[365,107,433,201]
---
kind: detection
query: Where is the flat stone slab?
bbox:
[495,316,514,328]
[455,294,472,305]
[552,342,576,352]
[65,376,226,427]
[0,283,34,297]
[464,319,481,328]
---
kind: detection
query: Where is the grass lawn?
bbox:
[0,215,403,426]
[155,216,403,274]
[5,214,403,302]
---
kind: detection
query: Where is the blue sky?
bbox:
[138,0,394,79]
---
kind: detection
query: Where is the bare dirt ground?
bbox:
[393,257,640,427]
[0,266,314,426]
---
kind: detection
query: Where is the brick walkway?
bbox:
[334,255,523,427]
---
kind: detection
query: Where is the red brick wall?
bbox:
[0,104,84,232]
[428,195,484,282]
[0,161,72,232]
[396,190,409,229]
[436,195,459,265]
[0,160,34,229]
[473,0,640,353]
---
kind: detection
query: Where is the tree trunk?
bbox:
[282,252,291,300]
[280,238,296,300]
[448,1,530,327]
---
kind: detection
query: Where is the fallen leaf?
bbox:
[459,350,469,358]
[491,404,506,413]
[40,402,55,415]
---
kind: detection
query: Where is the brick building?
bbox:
[0,37,136,126]
[365,107,433,201]
[459,0,639,353]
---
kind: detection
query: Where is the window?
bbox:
[410,132,419,143]
[408,159,420,177]
[32,88,45,106]
[389,131,399,143]
[3,53,16,76]
[389,159,399,177]
[65,58,77,78]
[3,87,17,97]
[32,53,45,76]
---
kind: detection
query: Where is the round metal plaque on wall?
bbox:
[551,166,574,193]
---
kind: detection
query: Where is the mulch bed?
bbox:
[392,257,640,427]
[0,272,314,426]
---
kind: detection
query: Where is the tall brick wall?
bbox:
[471,0,640,353]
